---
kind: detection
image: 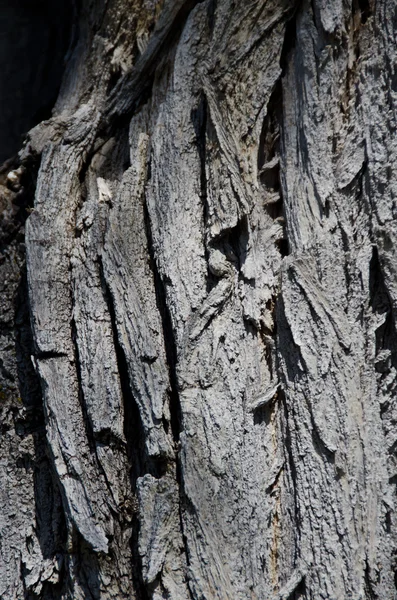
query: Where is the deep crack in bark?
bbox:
[98,256,151,600]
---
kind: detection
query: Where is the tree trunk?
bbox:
[1,0,396,598]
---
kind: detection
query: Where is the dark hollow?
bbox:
[0,0,74,163]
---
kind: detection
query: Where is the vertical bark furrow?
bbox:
[142,182,181,445]
[278,1,397,597]
[99,257,153,600]
[100,107,191,598]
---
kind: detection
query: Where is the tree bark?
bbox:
[1,0,397,598]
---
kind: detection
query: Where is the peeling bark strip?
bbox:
[1,0,397,598]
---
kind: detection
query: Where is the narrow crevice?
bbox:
[207,0,217,33]
[20,557,29,600]
[97,258,150,600]
[78,151,92,186]
[226,215,250,272]
[195,97,252,279]
[308,409,336,463]
[258,81,281,174]
[353,0,372,25]
[280,387,301,562]
[310,0,318,33]
[259,77,290,257]
[71,528,101,600]
[191,92,209,264]
[370,247,397,373]
[70,319,96,454]
[15,266,69,592]
[385,508,392,534]
[142,156,196,599]
[276,295,302,568]
[337,222,352,300]
[275,3,302,260]
[75,146,96,221]
[280,4,300,74]
[364,557,377,600]
[103,73,156,140]
[178,494,197,600]
[256,295,278,380]
[70,316,121,516]
[97,259,145,479]
[35,351,69,360]
[104,0,204,131]
[106,67,123,96]
[142,163,181,445]
[369,249,397,593]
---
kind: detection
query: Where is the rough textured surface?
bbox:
[1,0,397,598]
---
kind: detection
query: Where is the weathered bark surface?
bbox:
[1,0,397,598]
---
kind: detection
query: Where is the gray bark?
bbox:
[1,0,397,598]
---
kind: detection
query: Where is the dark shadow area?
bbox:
[276,293,306,383]
[291,576,307,600]
[0,0,74,162]
[15,267,69,600]
[369,245,397,594]
[369,246,397,374]
[353,0,372,25]
[98,257,152,600]
[258,78,290,257]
